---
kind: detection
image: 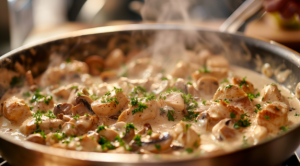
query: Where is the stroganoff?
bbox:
[0,49,299,156]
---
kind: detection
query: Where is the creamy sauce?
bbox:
[0,56,300,156]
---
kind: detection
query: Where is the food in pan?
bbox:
[0,48,299,155]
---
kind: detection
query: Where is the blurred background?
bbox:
[1,0,300,56]
[0,0,246,56]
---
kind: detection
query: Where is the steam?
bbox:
[140,0,200,73]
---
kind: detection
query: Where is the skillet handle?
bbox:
[219,0,265,33]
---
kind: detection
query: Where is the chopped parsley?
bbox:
[280,126,289,132]
[182,111,199,122]
[255,104,262,110]
[114,87,123,93]
[161,77,168,81]
[265,116,270,120]
[198,66,211,73]
[225,85,233,89]
[242,136,248,148]
[97,125,106,132]
[30,89,45,103]
[105,91,111,96]
[99,137,115,151]
[130,86,146,95]
[66,59,71,63]
[34,130,46,139]
[73,114,80,120]
[247,92,260,101]
[224,99,230,103]
[185,124,192,132]
[234,113,251,129]
[239,77,248,88]
[220,78,229,84]
[45,111,56,119]
[101,96,119,104]
[10,76,22,88]
[124,123,137,133]
[84,113,89,117]
[44,96,53,105]
[32,110,43,131]
[230,112,236,118]
[132,102,148,115]
[115,135,132,151]
[167,110,175,121]
[214,100,220,103]
[275,106,280,111]
[155,144,161,150]
[145,94,156,101]
[133,135,142,146]
[186,148,193,153]
[254,109,259,113]
[202,99,206,105]
[295,113,300,116]
[288,97,293,99]
[53,131,67,140]
[90,94,100,100]
[23,91,31,98]
[147,130,152,135]
[71,86,78,89]
[187,82,192,85]
[29,106,33,110]
[130,97,138,106]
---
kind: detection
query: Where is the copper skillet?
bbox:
[1,24,300,166]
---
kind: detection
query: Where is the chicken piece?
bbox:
[71,102,93,116]
[187,84,200,97]
[232,77,255,94]
[192,67,228,81]
[67,87,90,106]
[26,133,45,144]
[127,58,150,77]
[196,76,219,98]
[213,85,255,113]
[20,116,64,135]
[53,135,100,152]
[98,128,119,142]
[119,77,154,92]
[206,56,229,69]
[151,80,169,95]
[3,96,32,124]
[105,49,125,69]
[159,92,184,112]
[256,102,288,133]
[84,55,105,76]
[118,99,160,122]
[52,83,79,100]
[212,119,237,141]
[91,83,110,97]
[75,115,99,135]
[62,122,78,136]
[201,101,244,130]
[41,60,89,86]
[173,121,200,148]
[32,96,54,112]
[171,61,190,78]
[53,103,72,116]
[91,88,129,116]
[261,84,288,106]
[87,131,100,142]
[172,78,187,93]
[45,132,61,146]
[250,125,268,144]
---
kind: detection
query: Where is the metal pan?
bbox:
[1,24,300,166]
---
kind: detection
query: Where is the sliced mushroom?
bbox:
[133,132,173,153]
[261,63,273,78]
[137,123,152,135]
[151,80,169,95]
[98,128,119,142]
[100,70,117,82]
[212,119,237,141]
[296,82,300,100]
[72,92,95,116]
[84,55,105,76]
[26,133,45,144]
[160,92,184,112]
[196,76,219,98]
[122,127,136,143]
[53,103,73,116]
[75,115,99,135]
[173,122,200,148]
[192,67,228,81]
[87,131,100,142]
[206,56,229,69]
